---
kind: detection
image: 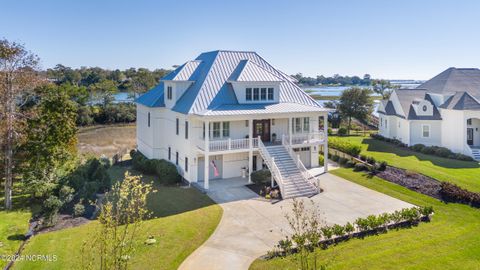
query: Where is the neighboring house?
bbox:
[378,67,480,160]
[135,50,330,198]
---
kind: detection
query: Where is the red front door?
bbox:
[253,119,271,142]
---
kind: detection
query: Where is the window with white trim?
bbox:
[167,86,173,100]
[253,88,260,100]
[422,125,430,138]
[245,88,252,101]
[260,88,267,100]
[222,122,230,137]
[295,118,302,133]
[212,122,221,138]
[267,88,274,100]
[303,117,310,132]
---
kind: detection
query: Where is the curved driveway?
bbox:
[179,172,412,270]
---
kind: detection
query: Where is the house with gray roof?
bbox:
[136,50,330,198]
[378,67,480,160]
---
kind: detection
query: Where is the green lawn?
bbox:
[250,168,480,270]
[13,166,222,270]
[332,136,480,193]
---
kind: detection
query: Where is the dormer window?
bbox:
[253,88,259,100]
[246,88,252,101]
[261,88,267,100]
[267,88,274,100]
[167,86,173,100]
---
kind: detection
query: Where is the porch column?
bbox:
[289,117,293,145]
[204,120,210,190]
[248,118,253,183]
[323,114,329,173]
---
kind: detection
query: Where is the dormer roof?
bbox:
[228,60,283,82]
[162,60,202,81]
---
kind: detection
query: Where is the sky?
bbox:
[2,0,480,80]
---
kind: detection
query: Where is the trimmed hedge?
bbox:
[130,150,181,185]
[329,137,362,157]
[371,134,475,162]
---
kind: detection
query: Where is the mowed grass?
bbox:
[332,136,480,193]
[77,124,136,157]
[250,168,480,270]
[14,166,222,270]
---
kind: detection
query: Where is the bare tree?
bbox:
[0,39,41,210]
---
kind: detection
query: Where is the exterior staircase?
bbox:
[471,148,480,161]
[257,142,319,199]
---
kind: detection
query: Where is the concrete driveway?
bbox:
[179,172,413,270]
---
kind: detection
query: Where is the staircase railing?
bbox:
[282,135,321,191]
[257,136,286,197]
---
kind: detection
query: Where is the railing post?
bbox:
[228,138,231,150]
[297,154,300,166]
[271,157,275,187]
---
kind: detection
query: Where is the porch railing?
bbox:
[198,137,258,152]
[285,131,326,145]
[282,135,321,191]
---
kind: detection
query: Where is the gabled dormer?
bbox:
[228,60,283,104]
[162,60,201,109]
[412,98,433,116]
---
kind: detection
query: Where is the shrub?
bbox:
[130,149,137,159]
[420,206,434,216]
[131,151,181,184]
[331,155,340,162]
[455,153,475,161]
[354,217,369,231]
[421,146,436,155]
[434,147,452,158]
[73,203,86,217]
[344,222,355,234]
[366,156,376,165]
[360,154,367,161]
[321,226,334,239]
[377,161,387,171]
[59,185,74,205]
[327,128,333,135]
[345,160,356,168]
[337,127,347,136]
[440,182,480,206]
[318,154,324,166]
[338,157,348,165]
[353,163,368,172]
[332,224,345,237]
[251,169,271,185]
[43,195,63,226]
[328,137,362,157]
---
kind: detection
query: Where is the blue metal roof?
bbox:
[136,50,324,113]
[135,82,165,107]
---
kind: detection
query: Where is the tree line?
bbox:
[291,73,373,86]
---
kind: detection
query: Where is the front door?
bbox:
[253,119,271,142]
[467,128,474,146]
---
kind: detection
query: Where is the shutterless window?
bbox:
[212,122,221,138]
[267,88,274,100]
[246,88,252,101]
[185,121,189,139]
[176,118,179,135]
[422,125,430,138]
[295,118,302,133]
[176,151,179,165]
[168,147,171,160]
[185,157,188,172]
[260,88,267,100]
[147,112,150,127]
[303,117,309,132]
[167,86,173,100]
[222,122,230,137]
[203,122,206,139]
[253,88,260,100]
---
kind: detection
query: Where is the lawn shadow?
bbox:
[7,234,26,241]
[361,138,480,169]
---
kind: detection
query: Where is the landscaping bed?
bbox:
[246,183,282,202]
[377,166,442,200]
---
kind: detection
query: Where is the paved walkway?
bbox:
[179,170,413,270]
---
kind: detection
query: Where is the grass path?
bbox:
[333,136,480,192]
[250,168,480,270]
[13,166,222,270]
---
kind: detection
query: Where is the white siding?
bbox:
[410,121,441,146]
[441,109,466,153]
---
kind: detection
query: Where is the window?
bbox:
[303,117,309,132]
[253,88,259,100]
[175,151,179,165]
[245,88,252,101]
[385,119,387,128]
[295,118,302,133]
[422,125,430,138]
[167,86,173,100]
[380,117,382,127]
[168,147,171,160]
[267,88,274,100]
[147,112,150,127]
[212,122,221,138]
[203,122,206,139]
[185,157,188,172]
[222,122,230,137]
[185,121,189,139]
[260,88,267,100]
[176,118,179,135]
[467,119,472,125]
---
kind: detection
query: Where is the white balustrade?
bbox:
[198,137,259,152]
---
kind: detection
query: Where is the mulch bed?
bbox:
[246,183,282,203]
[36,214,91,234]
[376,166,442,200]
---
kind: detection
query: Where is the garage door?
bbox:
[293,147,311,168]
[198,155,223,181]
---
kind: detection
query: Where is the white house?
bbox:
[378,67,480,160]
[135,50,330,198]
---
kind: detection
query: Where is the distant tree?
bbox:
[90,79,118,107]
[338,88,373,135]
[129,68,157,97]
[0,39,42,210]
[372,79,399,99]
